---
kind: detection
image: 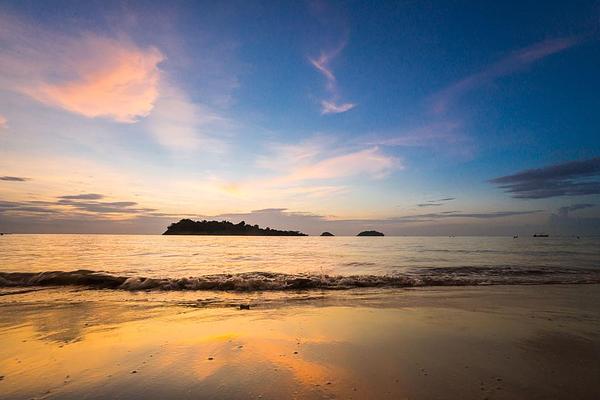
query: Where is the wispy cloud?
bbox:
[363,121,475,159]
[369,122,464,147]
[59,193,104,200]
[309,42,356,114]
[281,147,396,182]
[557,203,595,217]
[390,210,542,221]
[0,14,164,123]
[431,36,581,114]
[320,100,355,115]
[0,176,29,182]
[490,157,600,199]
[0,115,6,129]
[258,138,399,185]
[416,197,456,207]
[144,85,229,152]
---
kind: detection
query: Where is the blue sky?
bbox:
[0,0,599,235]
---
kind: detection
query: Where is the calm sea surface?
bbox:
[1,234,599,290]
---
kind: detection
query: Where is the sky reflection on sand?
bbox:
[1,286,599,399]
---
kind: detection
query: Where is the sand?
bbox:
[0,284,599,399]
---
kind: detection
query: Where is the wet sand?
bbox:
[1,285,599,399]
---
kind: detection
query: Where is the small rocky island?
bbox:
[320,232,334,236]
[163,219,307,236]
[357,230,384,236]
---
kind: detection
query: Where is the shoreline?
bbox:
[1,284,599,399]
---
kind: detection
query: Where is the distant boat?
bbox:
[533,233,549,237]
[513,235,518,238]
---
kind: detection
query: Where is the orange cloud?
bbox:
[0,15,164,123]
[28,36,164,123]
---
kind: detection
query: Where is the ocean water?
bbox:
[0,234,599,290]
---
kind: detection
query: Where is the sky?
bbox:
[0,0,599,235]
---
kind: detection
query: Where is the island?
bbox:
[163,219,307,236]
[357,230,384,236]
[320,232,334,236]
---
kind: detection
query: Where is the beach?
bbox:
[1,284,599,400]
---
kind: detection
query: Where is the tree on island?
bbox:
[357,230,384,236]
[163,219,307,236]
[320,232,335,236]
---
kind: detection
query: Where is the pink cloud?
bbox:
[28,37,164,123]
[0,15,164,123]
[283,147,397,182]
[309,41,356,115]
[431,37,581,114]
[0,115,6,129]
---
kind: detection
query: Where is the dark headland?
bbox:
[357,230,384,236]
[163,219,307,236]
[320,232,334,236]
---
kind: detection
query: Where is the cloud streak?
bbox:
[59,193,104,200]
[489,157,600,199]
[416,197,456,207]
[309,42,356,114]
[0,176,29,182]
[432,36,581,114]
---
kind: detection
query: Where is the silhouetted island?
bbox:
[163,219,307,236]
[320,232,334,236]
[357,230,384,236]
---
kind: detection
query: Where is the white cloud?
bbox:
[144,85,229,152]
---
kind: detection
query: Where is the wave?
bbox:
[1,267,600,291]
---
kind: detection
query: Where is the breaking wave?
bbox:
[1,267,600,291]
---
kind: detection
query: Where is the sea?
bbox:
[1,234,599,291]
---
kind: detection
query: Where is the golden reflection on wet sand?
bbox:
[1,285,599,399]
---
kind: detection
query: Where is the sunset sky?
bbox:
[1,0,599,235]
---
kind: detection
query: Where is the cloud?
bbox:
[59,193,104,200]
[283,147,396,182]
[0,176,29,182]
[364,121,475,159]
[557,203,595,217]
[489,157,600,199]
[416,197,455,207]
[0,15,164,123]
[0,195,159,218]
[257,138,399,186]
[144,85,228,152]
[370,122,465,147]
[0,115,6,129]
[320,100,356,115]
[309,41,356,115]
[549,203,600,235]
[390,210,542,222]
[432,36,581,114]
